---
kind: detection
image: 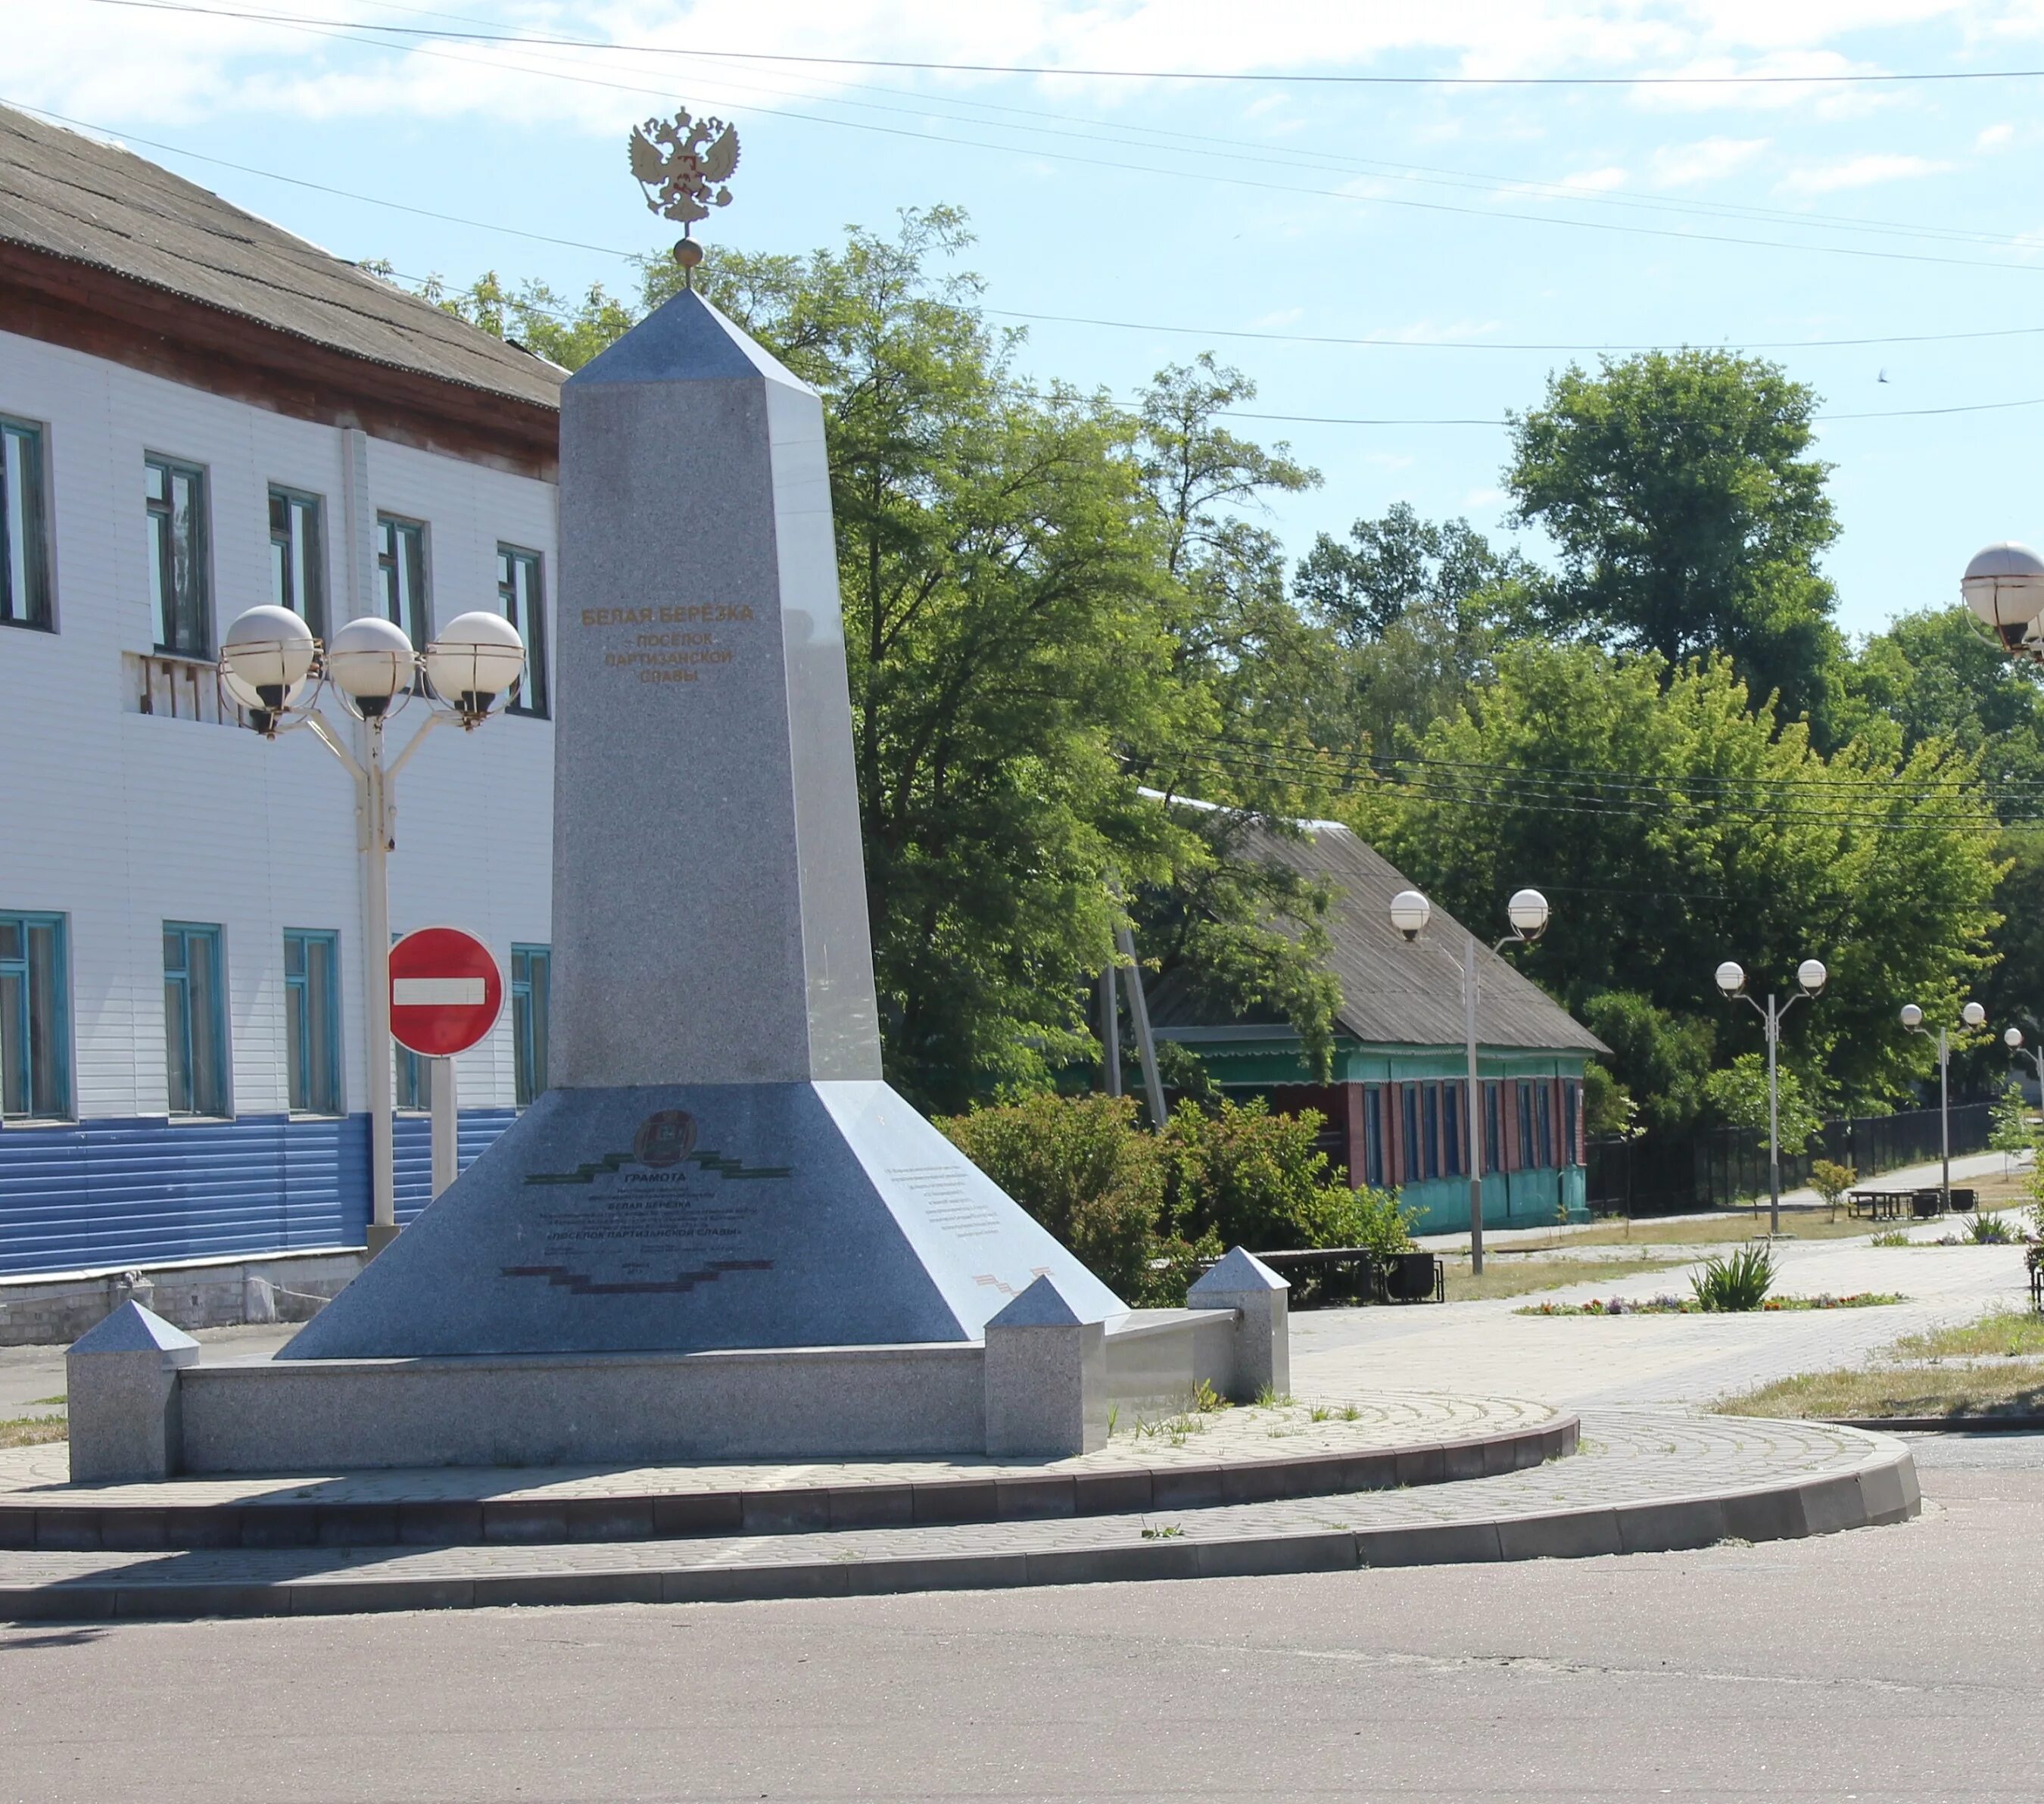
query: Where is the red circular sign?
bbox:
[389,927,504,1057]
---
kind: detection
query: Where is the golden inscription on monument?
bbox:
[580,603,755,686]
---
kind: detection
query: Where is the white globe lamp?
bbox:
[1715,961,1746,996]
[1388,890,1431,943]
[220,605,317,712]
[1507,887,1550,939]
[1796,958,1827,995]
[424,611,527,724]
[325,615,417,719]
[1963,1002,1987,1029]
[1900,1003,1924,1030]
[1962,543,2044,653]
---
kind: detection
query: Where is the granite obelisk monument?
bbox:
[285,115,1123,1361]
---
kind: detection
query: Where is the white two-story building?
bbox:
[0,104,566,1284]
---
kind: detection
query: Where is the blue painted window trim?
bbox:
[1535,1082,1554,1168]
[1516,1082,1536,1173]
[268,485,326,638]
[510,943,550,1107]
[376,513,430,652]
[145,453,210,656]
[1,415,53,631]
[498,546,549,718]
[162,921,229,1118]
[0,910,70,1120]
[283,929,342,1116]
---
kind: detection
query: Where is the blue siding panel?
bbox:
[0,1108,518,1276]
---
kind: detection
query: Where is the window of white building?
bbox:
[497,544,547,718]
[0,912,70,1120]
[284,929,341,1116]
[512,943,550,1106]
[163,922,229,1117]
[269,487,326,637]
[376,513,429,650]
[146,454,210,657]
[1,416,52,631]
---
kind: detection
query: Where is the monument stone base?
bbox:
[67,1264,1285,1478]
[280,1082,1126,1362]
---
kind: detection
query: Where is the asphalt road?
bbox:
[0,1433,2036,1803]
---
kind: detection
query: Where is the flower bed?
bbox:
[1516,1292,1902,1317]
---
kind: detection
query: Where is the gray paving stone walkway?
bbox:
[1298,1227,2031,1413]
[0,1388,1551,1509]
[0,1410,1913,1618]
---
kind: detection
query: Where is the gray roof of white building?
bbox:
[0,104,564,410]
[1151,815,1607,1056]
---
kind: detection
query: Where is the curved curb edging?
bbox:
[0,1416,1578,1553]
[0,1429,1915,1622]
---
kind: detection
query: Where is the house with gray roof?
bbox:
[1147,815,1609,1233]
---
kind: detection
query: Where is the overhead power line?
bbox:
[41,13,2044,279]
[75,0,2044,88]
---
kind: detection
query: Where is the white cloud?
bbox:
[1559,164,1629,192]
[1648,136,1770,186]
[1977,122,2017,151]
[1775,153,1955,195]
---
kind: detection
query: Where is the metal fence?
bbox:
[1586,1101,1996,1217]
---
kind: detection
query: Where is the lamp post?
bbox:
[1900,999,1987,1212]
[1389,886,1552,1277]
[1714,958,1827,1238]
[218,604,526,1254]
[2005,1026,2044,1101]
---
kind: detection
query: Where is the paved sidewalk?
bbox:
[1298,1229,2030,1412]
[0,1410,1912,1619]
[0,1390,1553,1511]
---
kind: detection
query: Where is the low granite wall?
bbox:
[0,1250,360,1348]
[178,1341,989,1471]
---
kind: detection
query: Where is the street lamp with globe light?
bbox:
[1389,885,1552,1276]
[2005,1026,2044,1111]
[1713,958,1827,1236]
[217,604,527,1253]
[1900,999,1989,1212]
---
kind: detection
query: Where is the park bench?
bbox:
[1848,1189,1901,1221]
[1220,1248,1446,1308]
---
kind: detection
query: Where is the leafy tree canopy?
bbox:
[1507,350,1843,733]
[1347,642,2003,1119]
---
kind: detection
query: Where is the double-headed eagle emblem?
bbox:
[630,108,740,281]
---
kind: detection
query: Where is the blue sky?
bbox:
[15,0,2044,639]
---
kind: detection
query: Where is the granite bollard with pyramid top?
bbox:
[64,245,1288,1478]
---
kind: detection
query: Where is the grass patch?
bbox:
[0,1416,67,1449]
[1520,1292,1901,1317]
[1893,1311,2044,1360]
[1720,1362,2044,1420]
[1441,1255,1687,1303]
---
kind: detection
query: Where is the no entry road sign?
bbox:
[390,927,503,1058]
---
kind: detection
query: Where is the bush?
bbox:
[1163,1096,1410,1257]
[1809,1159,1856,1222]
[936,1092,1194,1304]
[1691,1245,1776,1312]
[936,1091,1412,1305]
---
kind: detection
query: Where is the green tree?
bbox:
[1295,503,1537,760]
[1507,351,1843,731]
[1990,1080,2035,1169]
[1348,642,2003,1118]
[1703,1052,1821,1157]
